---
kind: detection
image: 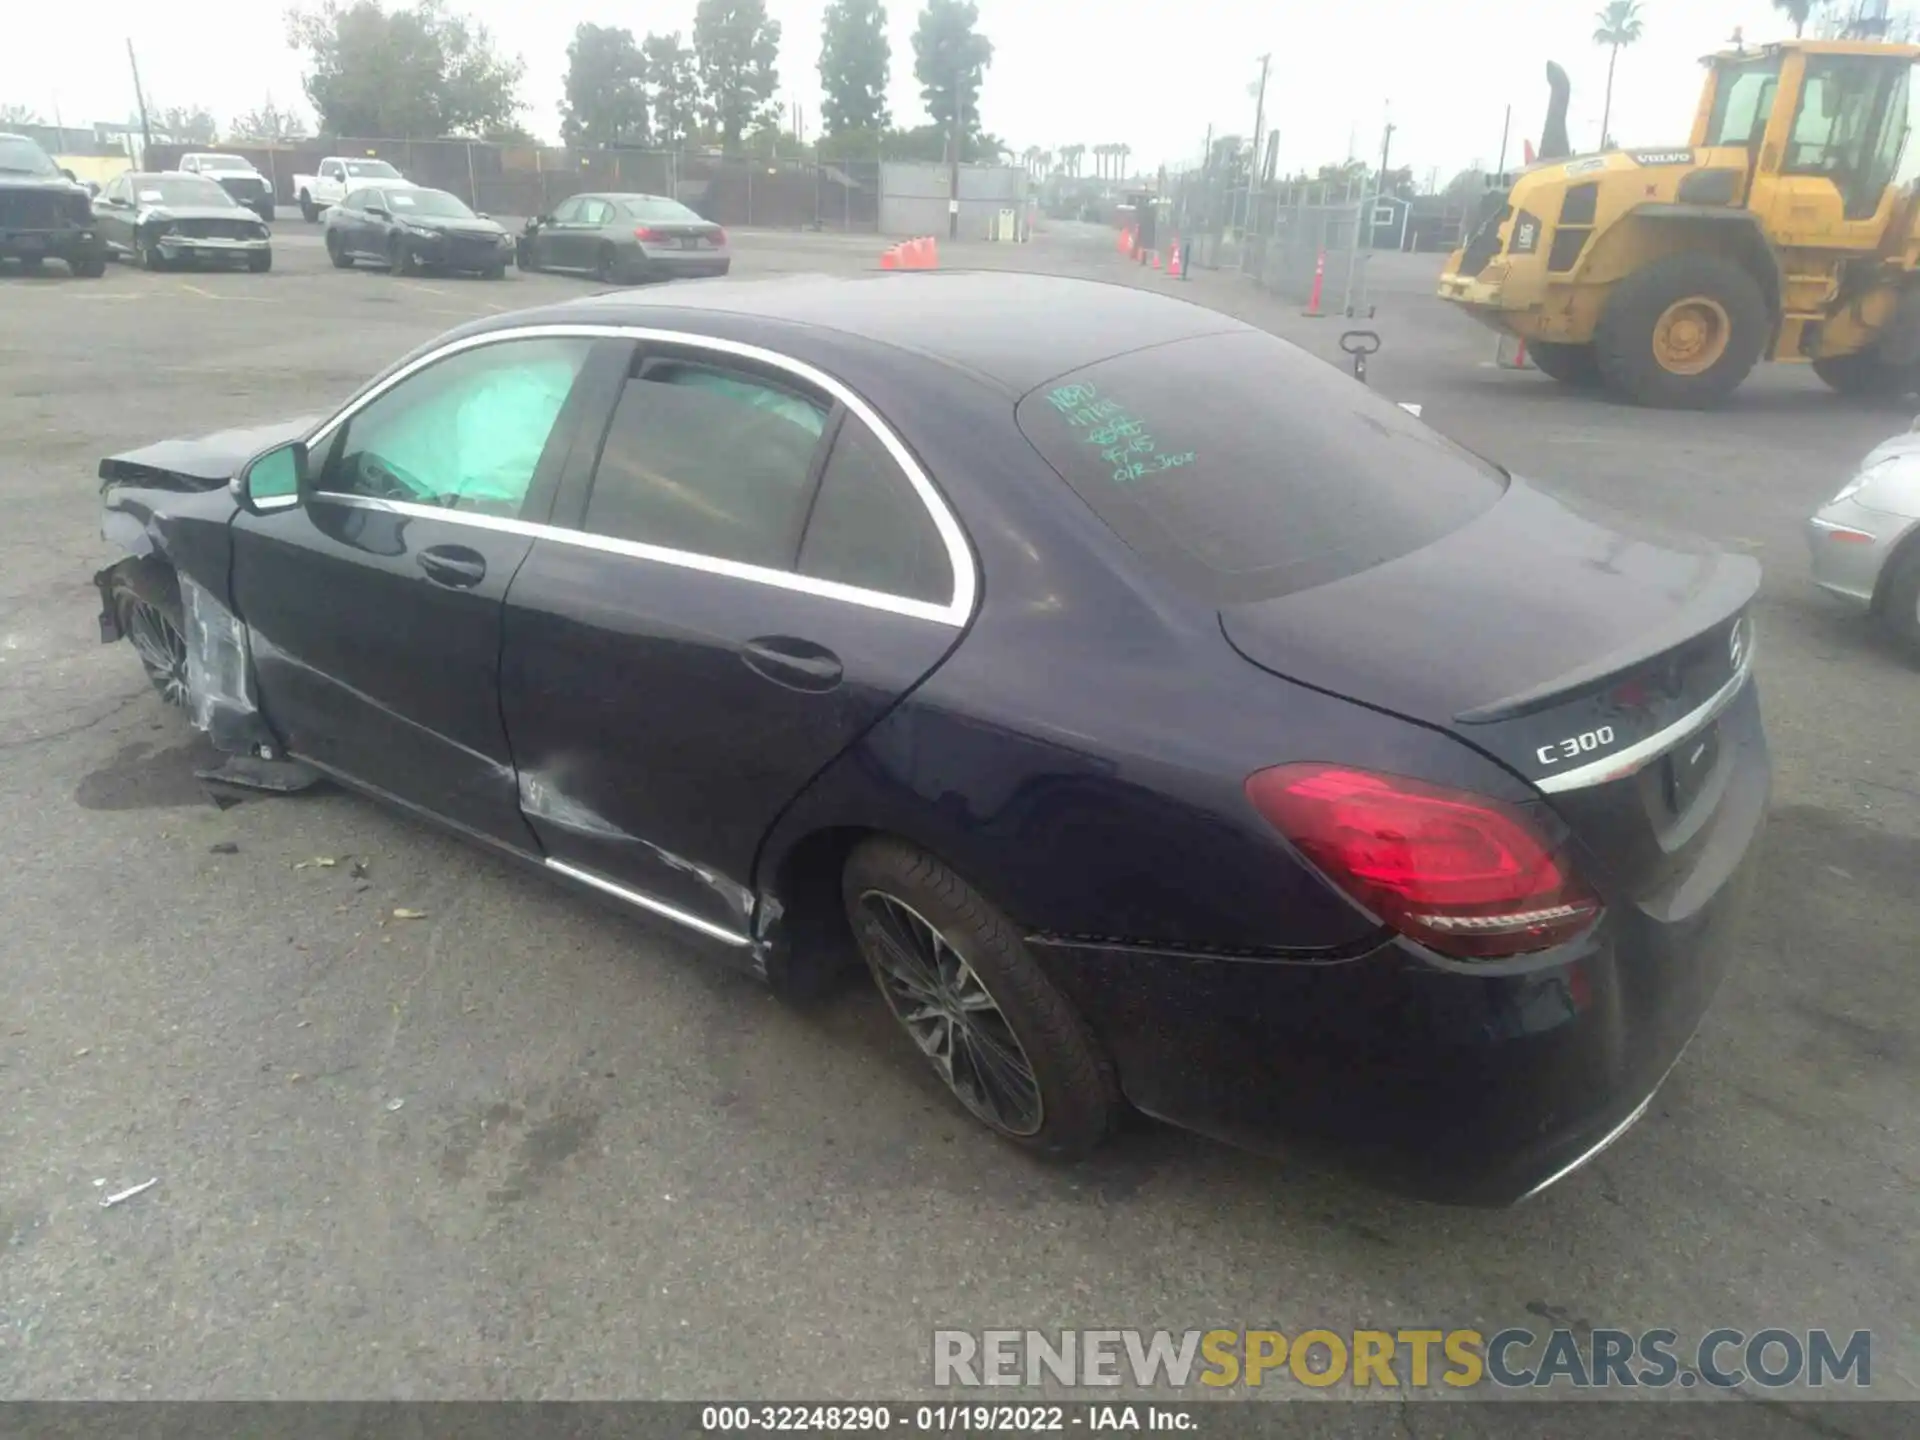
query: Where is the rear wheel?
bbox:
[481,261,506,280]
[111,567,190,710]
[72,252,107,278]
[842,837,1119,1159]
[1527,339,1601,386]
[515,237,537,271]
[1877,541,1920,660]
[299,192,318,223]
[1812,349,1920,401]
[1595,252,1768,409]
[248,250,272,273]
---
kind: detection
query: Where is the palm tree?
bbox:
[1593,1,1646,150]
[1061,143,1085,177]
[1773,0,1816,37]
[1116,143,1132,182]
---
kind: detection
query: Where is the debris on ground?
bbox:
[391,908,427,920]
[348,859,370,879]
[209,841,239,855]
[294,857,338,870]
[100,1177,158,1209]
[385,1098,405,1112]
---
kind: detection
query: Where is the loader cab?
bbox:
[1695,43,1920,246]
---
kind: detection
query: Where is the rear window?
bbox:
[1015,330,1507,604]
[622,197,705,224]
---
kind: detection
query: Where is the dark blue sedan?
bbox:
[91,272,1768,1205]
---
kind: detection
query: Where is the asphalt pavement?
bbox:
[0,220,1915,1420]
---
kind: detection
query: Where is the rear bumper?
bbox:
[1030,697,1770,1207]
[1807,498,1917,609]
[638,245,731,276]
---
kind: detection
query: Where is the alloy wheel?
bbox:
[856,890,1044,1136]
[124,598,189,709]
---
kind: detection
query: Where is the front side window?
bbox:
[323,338,594,518]
[580,199,613,225]
[1787,57,1913,216]
[798,420,953,604]
[1706,57,1782,146]
[551,197,583,223]
[582,358,829,570]
[321,161,342,179]
[623,197,704,224]
[344,159,402,179]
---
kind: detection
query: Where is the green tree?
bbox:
[561,22,649,147]
[642,32,701,146]
[1060,141,1085,176]
[1773,0,1821,37]
[286,0,524,138]
[692,0,783,149]
[819,0,891,137]
[1592,0,1645,150]
[912,0,992,158]
[0,103,44,126]
[230,98,310,141]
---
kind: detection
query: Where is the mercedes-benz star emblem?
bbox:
[1728,618,1747,672]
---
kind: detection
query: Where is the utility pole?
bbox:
[948,59,965,240]
[126,38,153,164]
[1495,103,1511,181]
[1247,52,1271,237]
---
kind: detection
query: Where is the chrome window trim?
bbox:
[1532,649,1754,796]
[300,322,978,627]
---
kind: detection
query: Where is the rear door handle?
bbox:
[741,636,844,692]
[417,544,487,588]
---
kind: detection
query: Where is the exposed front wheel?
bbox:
[388,238,415,276]
[1877,542,1920,662]
[1595,252,1768,409]
[140,242,169,271]
[299,193,318,223]
[72,252,108,278]
[595,243,624,285]
[327,232,354,269]
[111,567,190,710]
[842,837,1119,1158]
[1527,339,1601,386]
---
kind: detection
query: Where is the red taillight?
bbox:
[712,226,728,246]
[634,225,662,241]
[1244,764,1600,959]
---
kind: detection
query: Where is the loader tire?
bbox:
[1812,349,1920,402]
[1596,252,1768,409]
[1527,340,1602,386]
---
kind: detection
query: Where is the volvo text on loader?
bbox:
[1439,40,1920,408]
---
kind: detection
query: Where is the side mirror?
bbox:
[368,206,390,219]
[61,167,77,182]
[232,440,307,515]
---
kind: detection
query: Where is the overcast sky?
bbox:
[4,2,1819,176]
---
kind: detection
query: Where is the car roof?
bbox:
[524,271,1251,395]
[578,192,675,203]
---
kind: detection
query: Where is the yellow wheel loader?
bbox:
[1439,40,1920,408]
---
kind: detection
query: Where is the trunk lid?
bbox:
[1219,481,1758,795]
[99,416,318,491]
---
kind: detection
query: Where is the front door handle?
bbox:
[741,636,844,692]
[417,544,487,588]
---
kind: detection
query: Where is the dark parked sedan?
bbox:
[324,183,512,277]
[89,273,1767,1205]
[92,171,273,271]
[517,192,730,284]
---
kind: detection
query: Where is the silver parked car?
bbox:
[516,192,730,285]
[92,172,272,272]
[1808,421,1920,656]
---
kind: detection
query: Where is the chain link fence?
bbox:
[145,138,886,230]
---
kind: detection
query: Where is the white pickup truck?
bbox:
[292,156,409,222]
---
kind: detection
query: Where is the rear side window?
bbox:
[583,359,829,570]
[1015,330,1506,604]
[798,420,953,604]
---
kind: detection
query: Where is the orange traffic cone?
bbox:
[1116,226,1131,254]
[923,235,939,268]
[1302,248,1326,316]
[1150,250,1162,270]
[881,244,900,270]
[1166,241,1182,277]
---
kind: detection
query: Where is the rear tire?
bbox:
[515,238,536,271]
[248,251,272,273]
[1527,339,1601,386]
[1877,541,1920,661]
[72,253,107,278]
[842,837,1119,1159]
[1595,251,1768,409]
[482,262,506,280]
[110,566,190,710]
[299,192,318,224]
[1812,349,1920,401]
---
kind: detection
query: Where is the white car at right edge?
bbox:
[1808,421,1920,660]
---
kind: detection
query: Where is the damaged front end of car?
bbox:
[93,418,324,793]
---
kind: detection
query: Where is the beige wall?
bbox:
[56,154,132,186]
